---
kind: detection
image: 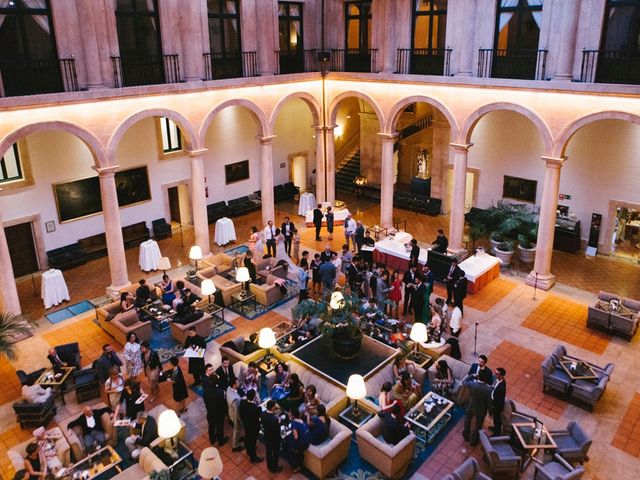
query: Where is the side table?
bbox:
[231,291,256,315]
[338,402,374,430]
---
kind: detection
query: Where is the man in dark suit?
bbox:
[413,276,427,323]
[281,217,296,256]
[239,389,263,463]
[261,400,282,473]
[468,355,494,385]
[379,404,410,445]
[402,265,418,315]
[47,347,67,372]
[454,272,468,314]
[184,327,206,385]
[202,365,228,446]
[432,229,449,254]
[215,356,236,391]
[445,258,463,303]
[176,289,200,318]
[95,344,123,384]
[462,374,492,445]
[312,204,324,241]
[319,244,336,263]
[125,411,158,460]
[135,279,153,307]
[490,368,507,436]
[68,405,111,449]
[409,239,420,267]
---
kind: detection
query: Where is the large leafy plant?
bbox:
[0,311,35,360]
[292,291,364,339]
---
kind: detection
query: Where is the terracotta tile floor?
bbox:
[611,393,640,458]
[432,277,518,313]
[521,295,611,355]
[0,356,21,406]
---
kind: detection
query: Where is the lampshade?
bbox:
[346,374,366,400]
[189,245,203,261]
[157,409,182,439]
[235,266,251,283]
[410,322,428,343]
[157,256,171,271]
[201,279,216,296]
[197,447,223,479]
[329,291,345,310]
[258,327,277,349]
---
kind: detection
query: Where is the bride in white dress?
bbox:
[274,228,296,269]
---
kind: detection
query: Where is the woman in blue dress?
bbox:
[285,408,311,472]
[307,404,330,445]
[161,274,175,305]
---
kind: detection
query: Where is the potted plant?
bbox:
[493,239,514,266]
[0,311,35,360]
[517,226,538,264]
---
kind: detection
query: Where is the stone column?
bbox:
[314,126,326,203]
[95,166,130,296]
[379,133,398,228]
[380,0,397,73]
[551,0,580,81]
[188,149,211,257]
[526,156,565,291]
[448,143,473,252]
[259,136,276,226]
[180,0,205,82]
[76,0,105,89]
[325,126,336,205]
[0,202,21,314]
[456,0,477,76]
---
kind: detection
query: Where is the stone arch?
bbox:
[385,95,459,139]
[107,108,198,164]
[554,111,640,157]
[0,121,106,167]
[327,90,385,127]
[459,102,553,153]
[198,99,269,146]
[268,92,322,130]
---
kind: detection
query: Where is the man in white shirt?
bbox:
[21,378,52,404]
[263,220,276,257]
[447,300,462,337]
[227,378,244,452]
[344,215,357,250]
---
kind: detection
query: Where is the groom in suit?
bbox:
[313,204,324,241]
[281,217,296,256]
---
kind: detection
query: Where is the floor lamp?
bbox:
[346,374,366,419]
[189,245,202,271]
[258,327,276,366]
[198,446,223,480]
[201,279,216,305]
[410,322,428,355]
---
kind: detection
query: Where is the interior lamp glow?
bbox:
[189,245,203,270]
[157,256,171,275]
[198,446,223,480]
[410,322,428,354]
[158,409,182,457]
[201,279,216,304]
[346,374,367,418]
[334,124,344,137]
[329,291,345,310]
[258,327,277,365]
[236,266,251,295]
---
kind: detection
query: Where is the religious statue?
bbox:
[416,147,430,179]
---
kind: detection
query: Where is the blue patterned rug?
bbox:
[45,300,94,324]
[224,244,250,256]
[227,279,299,320]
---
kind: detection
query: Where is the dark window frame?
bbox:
[600,0,640,51]
[278,1,304,55]
[160,117,182,153]
[0,144,23,184]
[345,0,372,52]
[0,0,59,61]
[207,0,242,55]
[493,0,543,51]
[115,0,162,58]
[411,0,448,51]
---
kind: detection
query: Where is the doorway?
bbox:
[168,184,193,226]
[168,186,181,223]
[445,168,478,214]
[5,222,38,277]
[610,205,640,261]
[289,153,307,192]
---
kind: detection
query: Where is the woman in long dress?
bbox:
[421,275,433,324]
[124,332,143,378]
[249,226,263,263]
[275,228,296,268]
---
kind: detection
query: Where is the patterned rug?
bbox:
[224,244,250,256]
[227,279,299,319]
[45,300,94,324]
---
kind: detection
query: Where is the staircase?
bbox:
[335,149,361,193]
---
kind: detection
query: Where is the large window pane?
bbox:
[602,5,640,50]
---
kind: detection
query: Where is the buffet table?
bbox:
[459,252,502,294]
[138,239,161,272]
[305,207,351,226]
[214,217,237,246]
[298,192,316,216]
[373,238,429,271]
[41,268,70,309]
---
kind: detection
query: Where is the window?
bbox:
[345,1,372,51]
[494,0,543,51]
[601,0,640,51]
[115,0,161,57]
[158,117,182,154]
[412,0,447,51]
[207,0,241,55]
[0,144,22,184]
[278,2,303,56]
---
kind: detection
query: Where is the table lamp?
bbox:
[410,322,428,354]
[201,279,216,305]
[258,327,277,365]
[158,409,182,458]
[346,374,367,418]
[157,256,171,275]
[198,446,223,480]
[189,245,202,271]
[235,266,251,296]
[329,291,345,310]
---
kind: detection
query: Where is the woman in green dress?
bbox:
[421,275,432,323]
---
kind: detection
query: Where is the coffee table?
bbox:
[404,391,454,443]
[37,366,74,405]
[140,300,177,331]
[63,445,121,479]
[231,291,256,314]
[511,422,557,471]
[339,402,374,429]
[151,440,195,480]
[559,360,598,381]
[196,300,225,325]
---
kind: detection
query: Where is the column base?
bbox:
[552,74,573,82]
[86,83,106,90]
[525,272,556,291]
[107,281,132,300]
[455,72,473,77]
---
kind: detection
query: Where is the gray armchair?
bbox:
[548,421,592,465]
[533,454,585,480]
[479,430,521,478]
[502,399,536,434]
[570,375,608,411]
[541,356,571,396]
[442,457,492,480]
[550,345,581,363]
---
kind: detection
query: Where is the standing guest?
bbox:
[344,214,357,250]
[293,230,301,260]
[330,251,342,272]
[326,206,335,240]
[308,404,331,445]
[362,230,375,247]
[264,220,277,257]
[104,366,125,410]
[318,258,337,298]
[135,279,153,307]
[227,378,244,452]
[184,327,206,386]
[161,274,175,306]
[309,169,317,190]
[388,271,403,318]
[202,366,228,446]
[21,378,52,405]
[454,271,468,314]
[113,379,146,420]
[296,265,310,303]
[140,342,161,402]
[125,411,158,461]
[215,356,236,390]
[462,374,492,445]
[379,404,410,445]
[95,344,123,384]
[168,356,188,414]
[285,408,311,473]
[423,264,435,293]
[432,229,449,254]
[376,270,392,315]
[123,332,143,379]
[68,406,110,450]
[402,265,418,316]
[354,220,365,252]
[446,259,463,303]
[299,250,309,271]
[281,217,296,256]
[261,400,283,473]
[447,300,463,337]
[427,306,442,341]
[24,443,47,479]
[241,361,260,397]
[409,239,420,267]
[310,253,322,296]
[340,244,353,275]
[47,347,67,371]
[320,244,335,263]
[244,251,257,282]
[468,355,494,385]
[249,226,263,261]
[239,389,263,463]
[413,276,427,323]
[312,204,324,241]
[490,368,507,436]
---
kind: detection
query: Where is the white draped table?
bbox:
[298,192,316,216]
[305,207,351,226]
[138,239,162,272]
[215,217,237,245]
[41,269,70,309]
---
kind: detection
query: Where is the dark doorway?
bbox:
[5,222,38,278]
[168,187,181,223]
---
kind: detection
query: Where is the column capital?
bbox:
[92,165,119,176]
[257,135,276,145]
[186,148,208,158]
[541,155,566,168]
[450,142,473,152]
[377,132,399,142]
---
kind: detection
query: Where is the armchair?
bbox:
[55,342,81,369]
[16,367,46,386]
[479,430,521,478]
[548,421,592,465]
[541,356,571,396]
[442,457,492,480]
[503,399,536,434]
[73,364,101,403]
[303,419,352,479]
[152,218,172,239]
[8,427,73,469]
[533,454,585,480]
[250,274,286,306]
[355,416,416,479]
[570,375,608,411]
[13,394,56,429]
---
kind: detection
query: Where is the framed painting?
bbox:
[115,166,151,207]
[225,160,250,184]
[503,175,537,203]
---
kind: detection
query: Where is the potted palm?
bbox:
[0,311,35,360]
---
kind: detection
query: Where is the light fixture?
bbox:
[235,266,251,296]
[334,124,344,138]
[158,409,182,458]
[201,279,216,305]
[198,446,223,480]
[258,327,277,365]
[329,291,345,310]
[410,322,428,354]
[157,256,171,275]
[189,245,203,270]
[346,374,367,418]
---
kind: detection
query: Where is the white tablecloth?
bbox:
[41,269,70,309]
[305,208,351,225]
[298,192,316,216]
[458,252,502,282]
[215,217,237,245]
[374,238,430,265]
[138,239,162,272]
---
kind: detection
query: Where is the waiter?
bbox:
[184,327,206,386]
[281,217,296,256]
[263,220,276,257]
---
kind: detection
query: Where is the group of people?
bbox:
[248,218,300,264]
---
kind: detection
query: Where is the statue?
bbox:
[416,147,430,179]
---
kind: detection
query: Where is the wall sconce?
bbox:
[334,124,344,138]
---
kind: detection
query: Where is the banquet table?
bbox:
[458,252,502,294]
[138,239,162,272]
[215,217,237,245]
[373,238,429,271]
[305,207,351,226]
[298,192,316,216]
[41,269,70,309]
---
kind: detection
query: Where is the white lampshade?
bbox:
[198,447,223,479]
[329,291,345,310]
[235,266,251,283]
[157,409,182,439]
[410,322,428,343]
[258,327,277,349]
[346,374,366,400]
[157,256,171,271]
[189,245,203,261]
[201,279,216,296]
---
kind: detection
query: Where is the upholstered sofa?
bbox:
[218,335,264,365]
[13,395,56,429]
[201,253,236,274]
[587,290,640,340]
[110,446,167,480]
[427,354,470,404]
[356,415,416,479]
[254,256,289,281]
[183,274,242,307]
[250,274,286,306]
[170,312,213,344]
[61,404,115,459]
[364,357,427,410]
[96,301,152,345]
[8,427,73,471]
[303,419,352,479]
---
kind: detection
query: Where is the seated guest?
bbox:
[307,404,331,445]
[24,443,48,480]
[113,379,146,420]
[433,360,454,398]
[124,411,158,461]
[273,363,289,388]
[427,307,443,342]
[172,280,187,310]
[104,366,125,411]
[284,408,311,473]
[379,403,410,445]
[299,385,320,415]
[135,279,153,307]
[22,378,52,404]
[278,373,304,412]
[379,382,400,414]
[47,347,67,372]
[161,275,175,306]
[392,372,418,410]
[120,292,135,312]
[33,427,63,475]
[176,289,200,318]
[241,362,260,399]
[68,405,110,450]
